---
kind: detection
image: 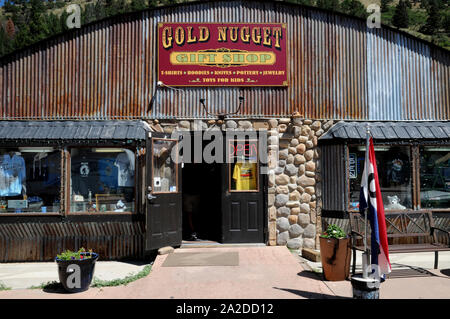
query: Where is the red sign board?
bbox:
[158,23,288,87]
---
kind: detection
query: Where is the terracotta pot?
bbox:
[319,236,351,281]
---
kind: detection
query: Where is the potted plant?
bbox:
[55,248,99,293]
[319,224,351,281]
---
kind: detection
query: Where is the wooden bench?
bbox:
[348,210,450,275]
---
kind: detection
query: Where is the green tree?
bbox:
[421,0,442,35]
[316,0,340,11]
[392,0,409,28]
[130,0,148,11]
[28,0,50,42]
[444,11,450,34]
[340,0,367,19]
[46,12,62,35]
[380,0,392,13]
[0,26,14,57]
[293,0,315,6]
[82,3,98,25]
[148,0,159,7]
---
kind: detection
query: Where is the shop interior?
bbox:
[182,162,222,242]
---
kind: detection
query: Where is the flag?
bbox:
[359,137,392,277]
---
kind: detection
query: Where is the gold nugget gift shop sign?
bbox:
[158,23,287,87]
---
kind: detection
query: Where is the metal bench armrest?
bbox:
[351,230,364,238]
[431,226,449,235]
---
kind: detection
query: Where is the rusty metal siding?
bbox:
[0,0,448,120]
[367,27,450,121]
[0,221,145,262]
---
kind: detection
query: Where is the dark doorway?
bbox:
[182,162,222,242]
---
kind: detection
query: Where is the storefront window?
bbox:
[70,148,135,213]
[229,139,259,192]
[0,147,61,213]
[348,145,412,210]
[419,146,450,209]
[152,139,178,193]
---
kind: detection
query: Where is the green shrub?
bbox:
[322,224,347,239]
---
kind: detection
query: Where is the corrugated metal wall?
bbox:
[0,0,448,120]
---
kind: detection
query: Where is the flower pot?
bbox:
[319,236,351,281]
[55,252,99,293]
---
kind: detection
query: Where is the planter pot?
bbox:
[55,252,99,293]
[319,236,351,281]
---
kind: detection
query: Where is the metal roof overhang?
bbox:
[319,121,450,143]
[0,120,151,142]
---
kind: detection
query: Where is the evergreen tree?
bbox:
[444,12,450,34]
[60,9,70,32]
[94,1,108,20]
[294,0,315,6]
[380,0,391,13]
[28,0,50,42]
[340,0,367,19]
[82,3,98,25]
[316,0,340,11]
[130,0,148,11]
[421,0,442,35]
[392,0,409,29]
[148,0,159,7]
[0,25,13,57]
[46,12,62,35]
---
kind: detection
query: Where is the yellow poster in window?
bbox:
[232,162,257,190]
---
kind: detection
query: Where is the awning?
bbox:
[0,120,150,141]
[320,121,450,141]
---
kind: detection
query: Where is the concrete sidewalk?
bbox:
[0,260,150,290]
[0,246,449,299]
[298,250,450,299]
[0,246,345,299]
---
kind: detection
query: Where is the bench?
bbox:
[348,210,450,275]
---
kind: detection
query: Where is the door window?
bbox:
[152,138,179,193]
[228,139,259,192]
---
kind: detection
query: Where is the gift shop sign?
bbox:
[158,23,288,87]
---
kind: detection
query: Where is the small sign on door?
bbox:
[349,153,357,179]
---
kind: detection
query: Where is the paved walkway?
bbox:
[0,246,342,299]
[0,246,449,299]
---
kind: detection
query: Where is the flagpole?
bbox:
[362,124,370,279]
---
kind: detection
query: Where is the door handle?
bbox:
[147,193,157,201]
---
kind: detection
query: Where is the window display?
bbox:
[348,145,412,210]
[420,146,450,209]
[0,148,61,213]
[70,148,135,213]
